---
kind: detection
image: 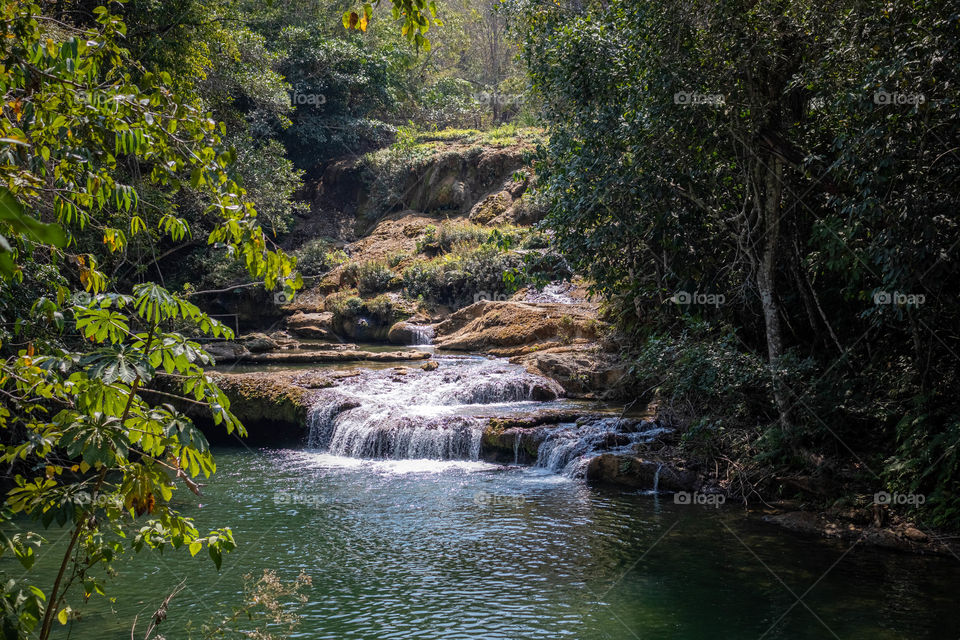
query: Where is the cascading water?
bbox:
[409,324,435,345]
[306,357,564,460]
[304,356,671,475]
[534,418,671,477]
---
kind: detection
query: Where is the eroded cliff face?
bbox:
[202,133,635,406]
[294,135,542,245]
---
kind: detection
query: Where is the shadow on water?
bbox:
[12,448,959,640]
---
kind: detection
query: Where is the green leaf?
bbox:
[0,189,67,249]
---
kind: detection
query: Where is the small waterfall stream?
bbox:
[305,356,669,475]
[409,324,435,345]
[533,418,671,477]
[307,357,563,460]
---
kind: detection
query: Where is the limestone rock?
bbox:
[286,311,335,339]
[585,455,697,492]
[241,332,279,353]
[204,341,250,363]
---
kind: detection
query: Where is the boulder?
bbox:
[204,341,250,363]
[434,300,600,354]
[202,371,314,444]
[481,425,545,463]
[388,320,435,345]
[286,311,335,340]
[585,455,698,492]
[241,332,279,353]
[511,345,629,398]
[421,360,439,371]
[468,190,513,224]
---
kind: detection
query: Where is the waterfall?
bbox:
[307,358,563,461]
[410,324,435,345]
[535,418,671,477]
[652,463,662,493]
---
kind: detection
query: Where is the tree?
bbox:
[517,0,960,523]
[0,2,297,635]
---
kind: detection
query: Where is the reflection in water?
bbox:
[13,448,958,640]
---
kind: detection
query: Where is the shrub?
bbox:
[437,220,490,250]
[294,239,347,276]
[386,251,410,268]
[341,260,396,295]
[324,291,397,327]
[416,221,526,255]
[630,322,777,431]
[403,244,523,307]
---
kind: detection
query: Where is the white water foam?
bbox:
[307,358,564,460]
[535,418,671,477]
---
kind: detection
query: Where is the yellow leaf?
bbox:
[189,541,202,556]
[57,608,69,625]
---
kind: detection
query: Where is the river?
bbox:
[11,354,960,638]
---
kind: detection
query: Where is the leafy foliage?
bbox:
[518,0,960,524]
[0,2,299,636]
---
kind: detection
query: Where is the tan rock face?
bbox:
[434,300,600,354]
[468,191,513,224]
[510,346,629,399]
[430,300,632,397]
[286,311,335,339]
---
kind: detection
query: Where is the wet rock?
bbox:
[481,425,546,463]
[530,381,561,401]
[484,410,611,430]
[421,360,439,371]
[241,332,279,353]
[204,341,250,363]
[268,330,301,350]
[584,454,697,492]
[203,371,314,444]
[388,320,435,345]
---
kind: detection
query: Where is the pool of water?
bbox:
[21,448,960,639]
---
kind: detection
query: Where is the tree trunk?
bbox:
[757,156,792,432]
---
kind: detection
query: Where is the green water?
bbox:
[19,448,960,639]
